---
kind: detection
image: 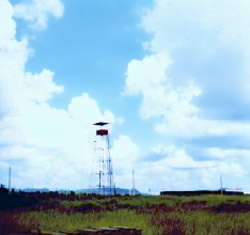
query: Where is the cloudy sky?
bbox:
[1,0,250,193]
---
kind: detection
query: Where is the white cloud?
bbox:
[25,69,63,103]
[0,0,16,46]
[0,90,119,189]
[125,53,201,121]
[134,145,205,192]
[219,162,246,178]
[14,0,64,29]
[141,0,250,104]
[205,147,250,159]
[124,53,172,97]
[142,0,250,54]
[69,93,107,124]
[125,52,250,139]
[0,0,122,190]
[150,145,213,169]
[135,145,247,192]
[124,0,250,188]
[155,118,250,139]
[124,0,250,140]
[112,135,140,180]
[200,162,246,188]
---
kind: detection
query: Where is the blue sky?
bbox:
[1,0,250,193]
[21,0,157,146]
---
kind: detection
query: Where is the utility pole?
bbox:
[8,167,11,193]
[220,174,223,195]
[132,170,135,196]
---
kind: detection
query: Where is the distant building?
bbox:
[160,190,244,196]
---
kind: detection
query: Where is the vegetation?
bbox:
[0,191,250,234]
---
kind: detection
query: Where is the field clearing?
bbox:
[1,193,250,234]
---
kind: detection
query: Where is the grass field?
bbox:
[1,192,250,234]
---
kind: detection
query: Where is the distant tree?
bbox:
[0,184,8,193]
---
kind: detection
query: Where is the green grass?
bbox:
[59,195,250,209]
[17,210,158,234]
[6,194,250,234]
[161,194,250,205]
[151,211,250,234]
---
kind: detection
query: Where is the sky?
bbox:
[1,0,250,194]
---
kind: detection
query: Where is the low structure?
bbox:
[160,190,244,196]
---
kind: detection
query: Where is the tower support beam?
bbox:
[93,122,114,195]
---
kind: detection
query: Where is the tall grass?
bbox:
[7,194,250,234]
[151,211,250,234]
[17,210,159,234]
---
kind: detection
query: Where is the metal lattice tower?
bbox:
[93,122,114,195]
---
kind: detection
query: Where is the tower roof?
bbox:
[93,122,109,126]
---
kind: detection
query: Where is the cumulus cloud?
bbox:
[142,0,250,105]
[136,145,247,192]
[123,0,250,191]
[125,53,201,120]
[110,135,140,189]
[0,0,132,190]
[0,0,16,45]
[124,0,250,140]
[25,69,63,102]
[150,145,213,169]
[112,135,140,174]
[125,52,250,139]
[205,148,250,160]
[14,0,64,29]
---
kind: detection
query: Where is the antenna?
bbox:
[132,170,135,196]
[8,167,11,193]
[220,174,223,195]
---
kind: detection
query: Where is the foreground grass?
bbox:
[17,210,159,234]
[2,194,250,234]
[16,207,250,234]
[151,211,250,234]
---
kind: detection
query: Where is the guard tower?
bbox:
[93,122,114,195]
